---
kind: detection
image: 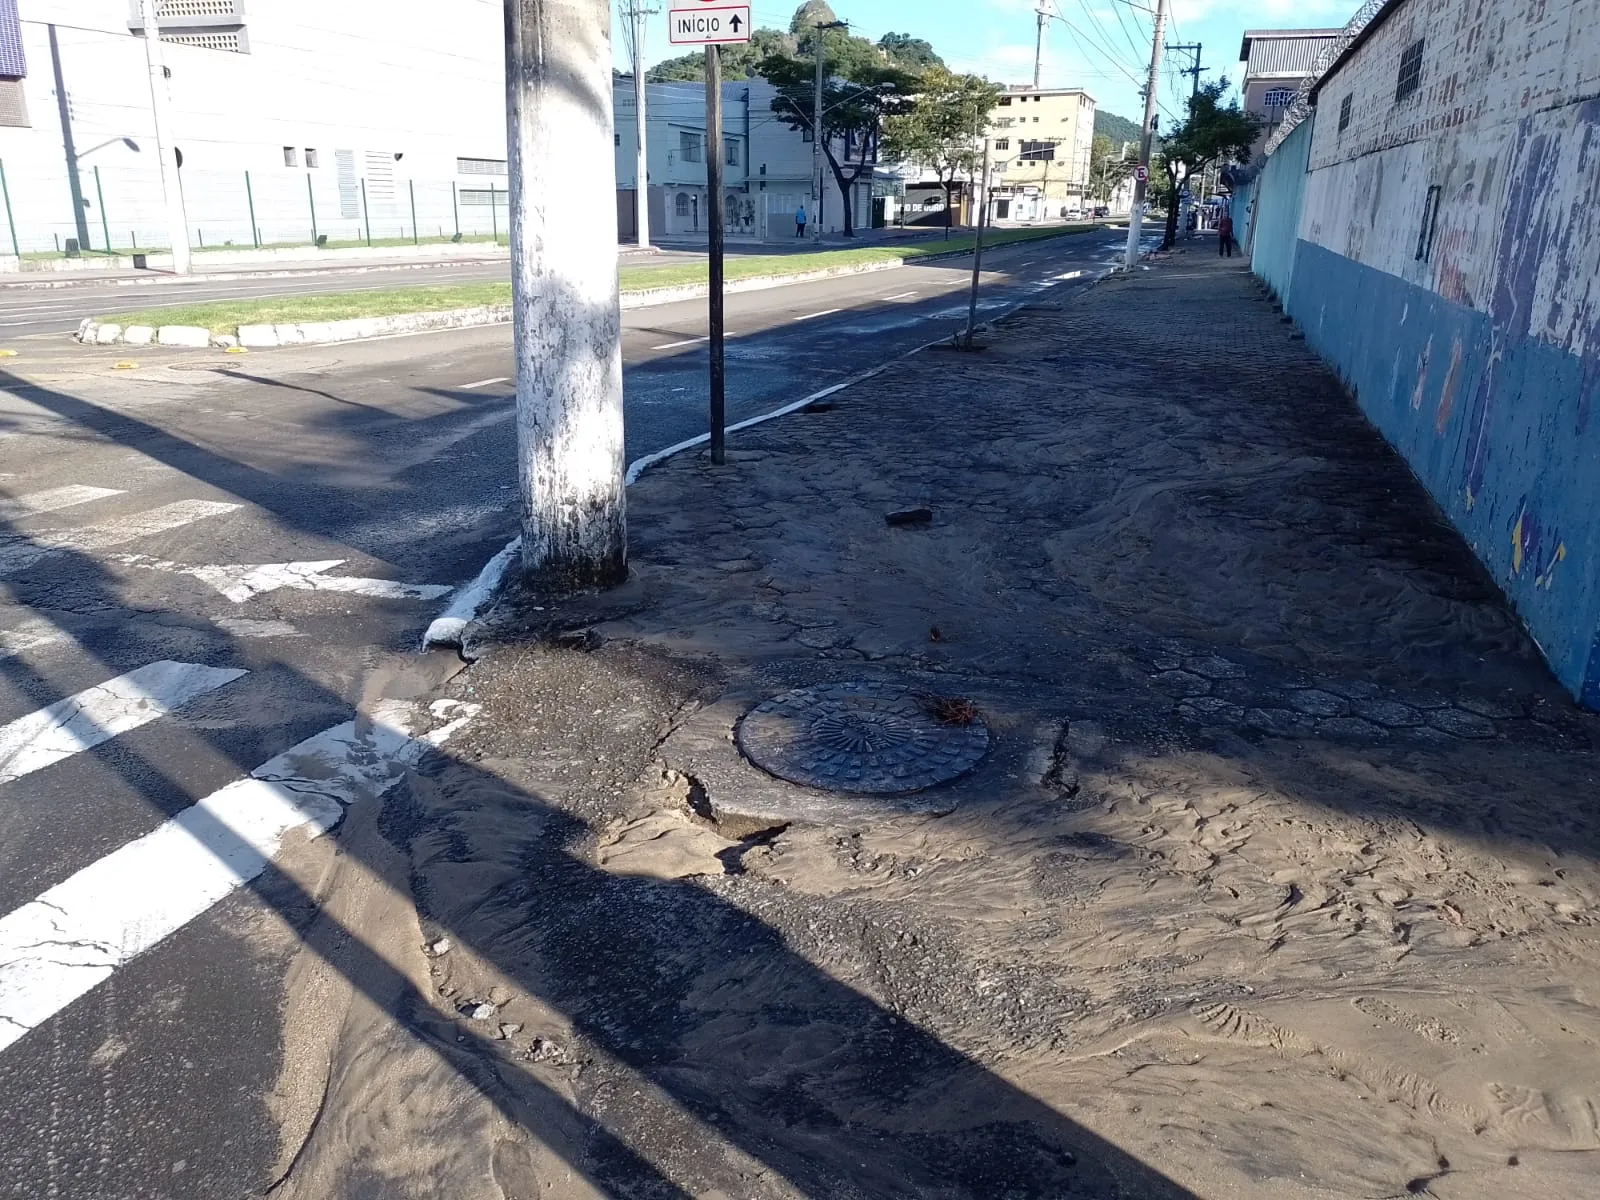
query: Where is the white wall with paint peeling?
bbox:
[1302,0,1600,360]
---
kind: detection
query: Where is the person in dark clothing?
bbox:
[1218,213,1236,257]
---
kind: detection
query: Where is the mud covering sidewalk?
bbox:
[268,249,1600,1200]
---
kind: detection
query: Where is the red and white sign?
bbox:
[1134,165,1149,182]
[668,3,752,44]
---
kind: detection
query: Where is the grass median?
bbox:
[97,224,1101,337]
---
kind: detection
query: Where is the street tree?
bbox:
[758,44,917,237]
[1088,133,1136,203]
[1155,81,1255,248]
[881,67,1001,236]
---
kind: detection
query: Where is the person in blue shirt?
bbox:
[795,205,807,238]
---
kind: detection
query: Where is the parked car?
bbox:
[1092,205,1110,218]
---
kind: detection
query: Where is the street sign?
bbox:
[668,3,751,44]
[1134,165,1149,182]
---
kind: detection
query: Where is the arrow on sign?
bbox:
[729,13,742,28]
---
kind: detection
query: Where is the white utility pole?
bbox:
[1124,0,1167,269]
[811,32,825,238]
[504,0,627,586]
[1033,0,1049,90]
[136,0,191,274]
[629,2,650,249]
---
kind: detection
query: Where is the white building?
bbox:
[0,0,859,255]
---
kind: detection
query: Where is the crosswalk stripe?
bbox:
[0,499,241,577]
[0,616,69,661]
[0,699,477,1055]
[0,485,123,522]
[0,661,248,785]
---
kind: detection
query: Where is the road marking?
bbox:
[0,500,240,577]
[791,308,841,322]
[882,291,918,301]
[457,376,511,390]
[213,616,303,639]
[0,699,477,1055]
[181,559,453,604]
[651,336,709,350]
[0,485,123,522]
[0,616,70,661]
[0,661,248,785]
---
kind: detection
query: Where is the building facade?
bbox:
[1234,0,1600,708]
[0,0,845,256]
[1237,28,1341,157]
[987,86,1095,221]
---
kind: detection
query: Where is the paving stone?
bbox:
[1286,688,1348,717]
[1355,699,1424,728]
[1186,655,1247,681]
[1428,708,1498,739]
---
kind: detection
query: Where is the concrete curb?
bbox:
[78,229,1102,350]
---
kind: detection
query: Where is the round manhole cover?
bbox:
[736,680,989,795]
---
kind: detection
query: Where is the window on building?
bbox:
[675,192,690,216]
[1338,93,1353,132]
[801,125,813,142]
[457,157,508,175]
[1263,87,1295,109]
[998,96,1012,106]
[614,133,620,146]
[283,146,297,167]
[1395,38,1424,103]
[725,137,740,166]
[304,148,318,168]
[1020,140,1056,162]
[1415,184,1441,262]
[679,131,702,162]
[995,138,1010,150]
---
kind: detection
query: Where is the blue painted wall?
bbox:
[1241,119,1312,306]
[1290,238,1600,705]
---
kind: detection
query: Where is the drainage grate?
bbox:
[736,680,989,795]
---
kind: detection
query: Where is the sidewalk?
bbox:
[274,250,1600,1199]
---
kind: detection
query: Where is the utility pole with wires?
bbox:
[1123,0,1167,269]
[136,0,192,274]
[810,19,847,239]
[1167,41,1203,99]
[1033,0,1050,89]
[622,1,656,249]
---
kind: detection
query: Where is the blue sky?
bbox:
[615,0,1362,124]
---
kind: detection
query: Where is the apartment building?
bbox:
[1237,28,1341,157]
[987,86,1095,221]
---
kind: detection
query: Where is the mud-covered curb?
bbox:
[77,228,1103,350]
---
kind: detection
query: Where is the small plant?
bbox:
[925,694,978,726]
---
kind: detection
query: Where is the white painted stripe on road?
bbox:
[0,699,478,1055]
[651,336,708,350]
[882,291,918,301]
[457,376,510,390]
[0,616,70,661]
[0,500,240,577]
[0,486,123,522]
[0,661,248,785]
[791,308,841,322]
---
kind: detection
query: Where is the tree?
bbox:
[881,67,1001,236]
[1089,133,1136,203]
[1155,81,1256,248]
[647,27,795,82]
[758,38,918,237]
[878,32,942,69]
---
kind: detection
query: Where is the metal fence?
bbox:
[0,159,514,257]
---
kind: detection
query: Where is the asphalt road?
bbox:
[0,227,1146,1198]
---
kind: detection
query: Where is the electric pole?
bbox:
[628,2,652,249]
[1033,0,1049,90]
[963,136,992,349]
[705,44,725,464]
[810,19,846,239]
[1123,0,1167,270]
[1168,42,1203,99]
[504,0,627,587]
[136,0,191,274]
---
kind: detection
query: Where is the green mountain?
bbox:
[1094,109,1142,147]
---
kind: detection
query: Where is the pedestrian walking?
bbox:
[1218,212,1236,258]
[795,205,807,238]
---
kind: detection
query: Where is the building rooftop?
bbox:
[1000,85,1095,100]
[1239,28,1343,78]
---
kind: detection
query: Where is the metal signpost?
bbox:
[669,1,751,464]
